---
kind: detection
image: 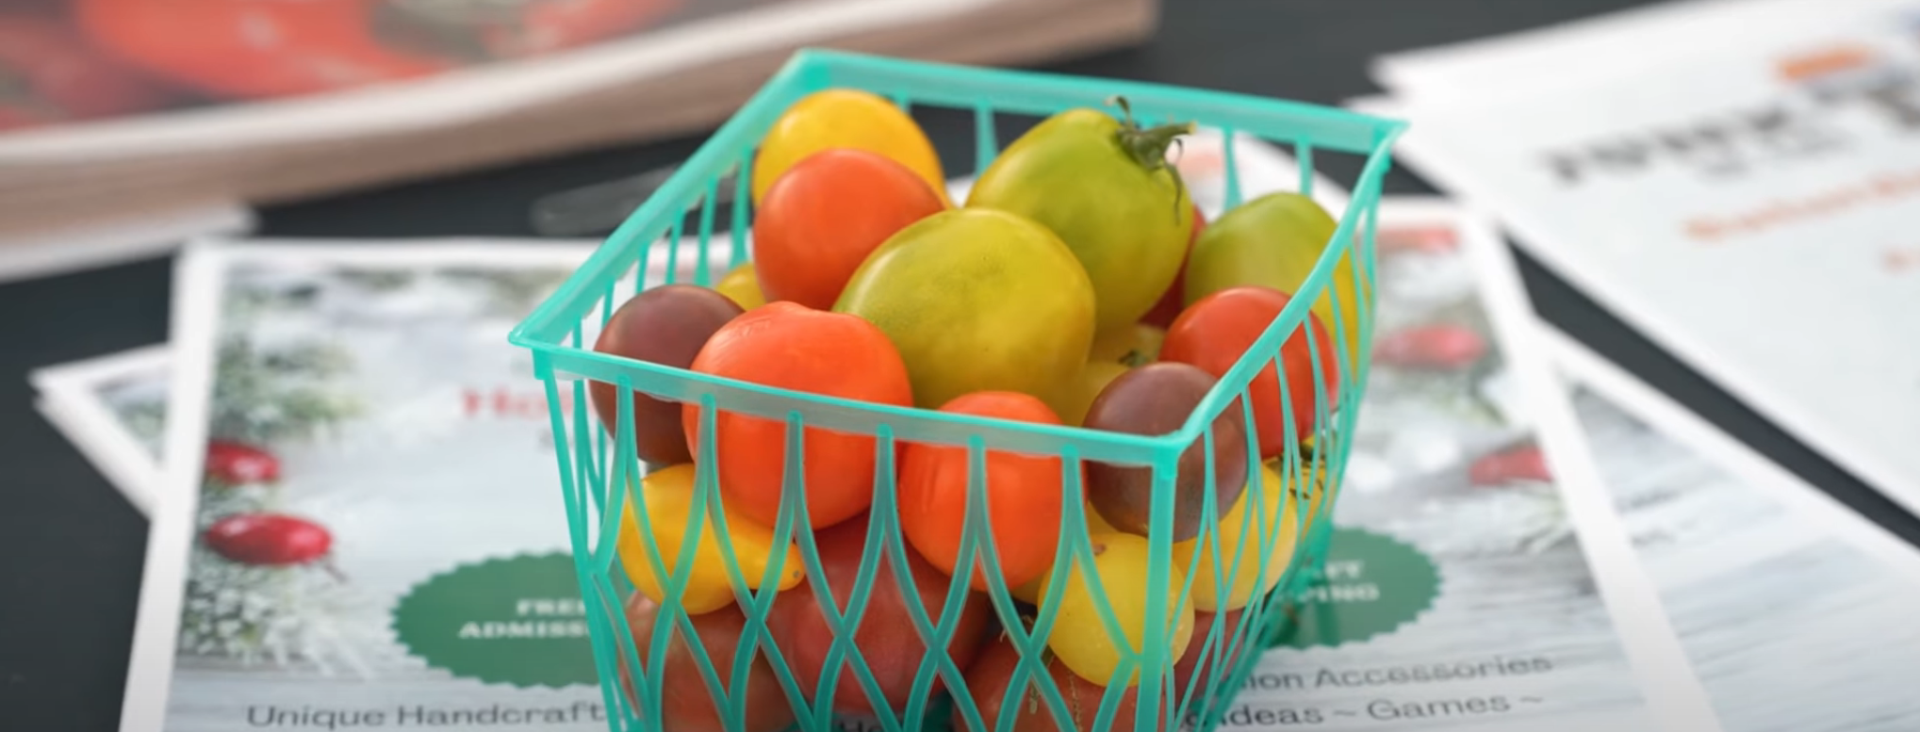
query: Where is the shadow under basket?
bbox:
[509,48,1403,732]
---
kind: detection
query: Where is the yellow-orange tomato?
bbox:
[750,88,947,205]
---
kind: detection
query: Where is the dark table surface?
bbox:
[6,0,1914,727]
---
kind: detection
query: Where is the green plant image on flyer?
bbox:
[392,553,598,688]
[1268,527,1440,649]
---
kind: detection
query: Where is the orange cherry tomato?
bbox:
[683,301,914,530]
[752,148,947,310]
[898,391,1072,592]
[1141,204,1207,329]
[1161,286,1339,458]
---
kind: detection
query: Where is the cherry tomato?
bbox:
[957,633,1150,732]
[751,88,947,206]
[899,391,1071,592]
[1161,286,1339,459]
[1040,532,1194,687]
[1173,609,1245,695]
[620,593,795,732]
[614,464,804,616]
[590,284,743,466]
[967,105,1195,333]
[683,301,913,530]
[752,148,947,310]
[712,262,766,310]
[1140,205,1206,329]
[0,14,173,131]
[768,513,993,716]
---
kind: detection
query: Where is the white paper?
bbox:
[1354,22,1920,521]
[1539,324,1920,732]
[0,202,254,283]
[0,0,1000,162]
[1215,198,1719,732]
[1372,0,1919,102]
[30,345,172,516]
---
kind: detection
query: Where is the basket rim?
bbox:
[507,48,1406,465]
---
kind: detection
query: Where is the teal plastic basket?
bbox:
[509,49,1402,732]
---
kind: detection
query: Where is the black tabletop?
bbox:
[5,0,1913,727]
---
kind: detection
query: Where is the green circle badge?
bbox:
[392,552,598,688]
[1267,527,1439,650]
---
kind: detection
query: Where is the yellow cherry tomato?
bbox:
[1010,501,1117,604]
[750,88,947,206]
[1173,463,1301,612]
[615,464,803,615]
[712,261,766,310]
[1040,532,1195,687]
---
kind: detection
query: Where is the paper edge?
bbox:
[1450,201,1726,731]
[29,344,173,516]
[1539,323,1920,586]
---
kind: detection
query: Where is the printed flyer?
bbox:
[120,240,631,732]
[1203,198,1718,732]
[104,134,1328,732]
[1543,326,1920,732]
[1355,2,1920,518]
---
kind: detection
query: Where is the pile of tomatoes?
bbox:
[590,87,1353,731]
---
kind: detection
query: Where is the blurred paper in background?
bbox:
[0,0,1158,240]
[1356,0,1920,521]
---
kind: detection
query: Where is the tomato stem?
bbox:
[1107,95,1196,220]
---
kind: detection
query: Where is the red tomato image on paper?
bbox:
[73,0,682,100]
[0,14,175,132]
[1374,323,1487,371]
[1374,224,1459,254]
[1469,444,1550,487]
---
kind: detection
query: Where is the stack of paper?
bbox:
[0,0,1156,242]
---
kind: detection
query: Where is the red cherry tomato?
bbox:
[768,513,993,716]
[1160,286,1339,458]
[1469,444,1550,487]
[1374,324,1487,371]
[1141,205,1206,329]
[752,148,948,310]
[683,301,914,530]
[899,391,1071,592]
[619,593,795,732]
[0,14,173,131]
[957,632,1150,732]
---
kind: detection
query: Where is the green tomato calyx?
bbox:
[1107,95,1195,217]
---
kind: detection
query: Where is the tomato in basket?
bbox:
[752,148,947,310]
[683,301,914,530]
[898,391,1072,592]
[768,513,993,716]
[1161,286,1339,459]
[966,100,1196,334]
[620,592,795,732]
